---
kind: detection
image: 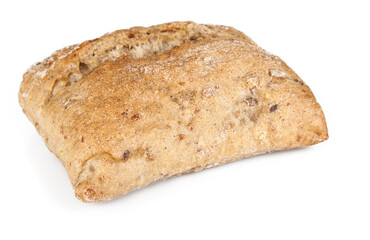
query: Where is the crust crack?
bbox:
[32,22,250,101]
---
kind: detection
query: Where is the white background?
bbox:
[1,0,369,239]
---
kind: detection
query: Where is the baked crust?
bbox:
[19,21,328,202]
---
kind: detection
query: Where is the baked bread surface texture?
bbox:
[19,21,328,202]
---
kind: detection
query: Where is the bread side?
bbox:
[19,22,328,202]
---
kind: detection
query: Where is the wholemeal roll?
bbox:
[19,21,328,202]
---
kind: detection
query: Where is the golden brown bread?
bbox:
[19,21,328,202]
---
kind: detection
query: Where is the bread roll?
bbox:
[19,21,328,202]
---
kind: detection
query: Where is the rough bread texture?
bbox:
[19,21,328,202]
